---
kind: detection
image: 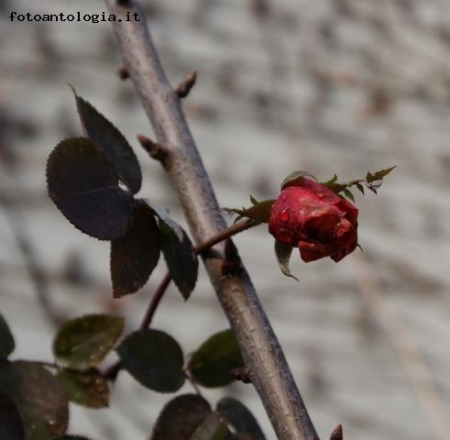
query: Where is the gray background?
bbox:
[1,1,450,439]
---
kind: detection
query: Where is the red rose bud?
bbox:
[269,176,358,262]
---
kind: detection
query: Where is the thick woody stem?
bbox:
[104,1,319,439]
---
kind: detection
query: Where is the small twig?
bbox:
[175,71,197,98]
[183,367,204,396]
[195,219,259,254]
[329,424,343,440]
[138,272,172,330]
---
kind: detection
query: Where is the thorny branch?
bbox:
[104,1,321,439]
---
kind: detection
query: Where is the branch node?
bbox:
[137,133,167,163]
[230,367,252,384]
[117,66,129,80]
[175,71,198,98]
[330,424,343,440]
[221,238,242,277]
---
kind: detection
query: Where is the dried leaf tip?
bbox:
[330,424,343,440]
[176,71,198,98]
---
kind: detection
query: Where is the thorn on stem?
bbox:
[230,367,252,384]
[176,71,197,98]
[136,133,167,163]
[330,424,343,440]
[117,66,129,80]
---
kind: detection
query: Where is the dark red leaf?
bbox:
[216,398,265,440]
[46,138,133,240]
[0,361,69,440]
[188,330,244,388]
[0,394,25,440]
[150,394,211,440]
[73,88,142,194]
[57,369,109,409]
[116,329,185,393]
[110,203,161,297]
[143,201,198,300]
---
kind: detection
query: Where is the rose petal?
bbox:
[299,241,335,262]
[269,177,359,264]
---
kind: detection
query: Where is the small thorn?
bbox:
[175,71,197,98]
[229,367,252,384]
[330,424,343,440]
[117,66,129,80]
[136,133,166,162]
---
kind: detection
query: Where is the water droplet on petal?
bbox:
[280,209,289,221]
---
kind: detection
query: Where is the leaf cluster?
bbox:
[0,312,265,439]
[46,89,198,299]
[322,166,396,202]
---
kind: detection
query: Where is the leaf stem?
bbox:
[195,219,259,254]
[139,271,172,331]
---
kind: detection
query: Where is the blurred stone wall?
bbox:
[1,1,449,439]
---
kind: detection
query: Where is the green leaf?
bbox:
[366,165,396,183]
[229,200,275,224]
[72,88,142,194]
[249,194,258,205]
[217,398,265,440]
[0,394,25,440]
[355,183,365,195]
[188,330,244,388]
[0,313,15,359]
[274,241,298,280]
[342,188,355,202]
[324,174,338,186]
[110,202,161,298]
[57,369,109,408]
[53,314,124,370]
[150,394,211,440]
[46,137,133,240]
[143,201,198,300]
[116,329,185,392]
[322,174,346,195]
[0,361,69,440]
